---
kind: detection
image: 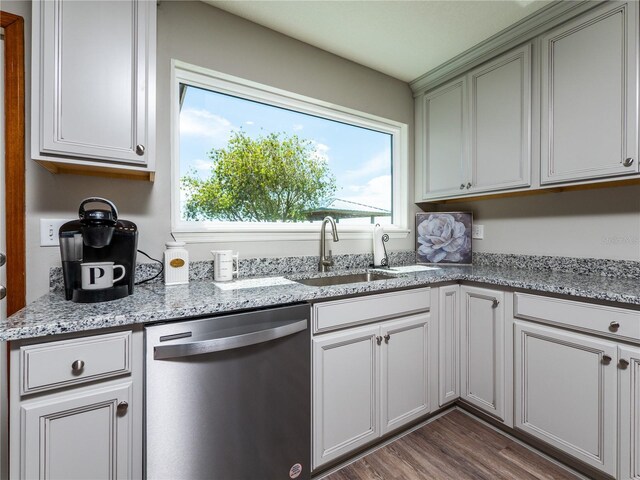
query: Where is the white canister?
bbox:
[164,242,189,285]
[211,250,239,282]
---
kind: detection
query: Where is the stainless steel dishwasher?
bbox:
[145,304,310,480]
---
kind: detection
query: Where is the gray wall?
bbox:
[5,1,640,302]
[441,184,640,261]
[7,0,416,301]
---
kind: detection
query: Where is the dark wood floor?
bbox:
[324,410,578,480]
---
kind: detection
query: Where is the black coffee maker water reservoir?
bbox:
[59,198,138,303]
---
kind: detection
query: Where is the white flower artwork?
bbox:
[416,212,472,265]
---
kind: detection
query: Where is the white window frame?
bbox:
[171,59,409,242]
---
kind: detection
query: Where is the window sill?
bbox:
[172,226,411,243]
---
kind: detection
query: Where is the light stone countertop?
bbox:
[3,265,640,342]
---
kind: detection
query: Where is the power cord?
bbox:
[135,249,164,285]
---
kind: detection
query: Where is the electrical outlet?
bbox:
[472,224,484,240]
[40,219,69,246]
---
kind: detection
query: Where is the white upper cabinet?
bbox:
[32,0,156,180]
[540,1,639,184]
[417,77,469,200]
[416,44,532,201]
[414,1,640,201]
[468,44,531,193]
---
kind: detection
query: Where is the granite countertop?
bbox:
[2,264,640,342]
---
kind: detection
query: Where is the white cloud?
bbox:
[341,175,392,211]
[192,159,214,171]
[292,124,304,131]
[312,142,331,163]
[245,121,254,125]
[182,158,215,180]
[344,149,391,180]
[180,108,235,141]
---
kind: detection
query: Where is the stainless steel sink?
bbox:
[293,272,397,287]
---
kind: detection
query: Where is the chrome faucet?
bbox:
[319,216,339,272]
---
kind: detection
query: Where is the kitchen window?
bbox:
[171,60,409,241]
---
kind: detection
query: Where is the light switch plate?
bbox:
[40,219,69,246]
[472,224,484,240]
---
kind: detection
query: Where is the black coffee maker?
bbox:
[59,198,138,303]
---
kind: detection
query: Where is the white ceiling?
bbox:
[205,0,553,83]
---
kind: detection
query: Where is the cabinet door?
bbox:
[540,1,639,184]
[312,325,380,468]
[20,382,133,480]
[380,313,431,434]
[438,285,460,406]
[619,345,640,480]
[460,286,506,421]
[34,0,154,165]
[419,77,469,200]
[514,321,617,476]
[469,44,531,193]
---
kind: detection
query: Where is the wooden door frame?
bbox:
[1,12,26,316]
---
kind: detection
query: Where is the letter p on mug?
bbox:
[81,262,126,290]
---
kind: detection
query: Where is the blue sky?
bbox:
[179,85,392,222]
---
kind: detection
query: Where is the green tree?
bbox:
[182,131,337,222]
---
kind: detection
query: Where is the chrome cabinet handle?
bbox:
[0,253,5,267]
[71,360,85,372]
[135,144,145,156]
[466,182,472,189]
[602,355,612,365]
[0,286,5,301]
[609,321,620,332]
[623,157,634,167]
[492,299,499,308]
[376,336,382,346]
[460,184,465,190]
[384,334,391,344]
[619,359,630,369]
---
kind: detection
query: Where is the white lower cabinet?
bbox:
[313,324,380,468]
[20,382,134,480]
[9,329,142,480]
[619,345,640,480]
[313,312,431,468]
[514,320,618,477]
[311,285,640,478]
[438,285,460,406]
[380,315,431,434]
[460,285,509,423]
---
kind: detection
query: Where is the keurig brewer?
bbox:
[59,198,138,303]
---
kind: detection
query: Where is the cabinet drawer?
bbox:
[20,331,131,395]
[514,293,640,341]
[313,288,430,333]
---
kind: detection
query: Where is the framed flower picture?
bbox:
[416,212,473,265]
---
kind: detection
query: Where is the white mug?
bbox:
[211,250,239,282]
[81,262,126,290]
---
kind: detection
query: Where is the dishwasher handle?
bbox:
[153,319,307,360]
